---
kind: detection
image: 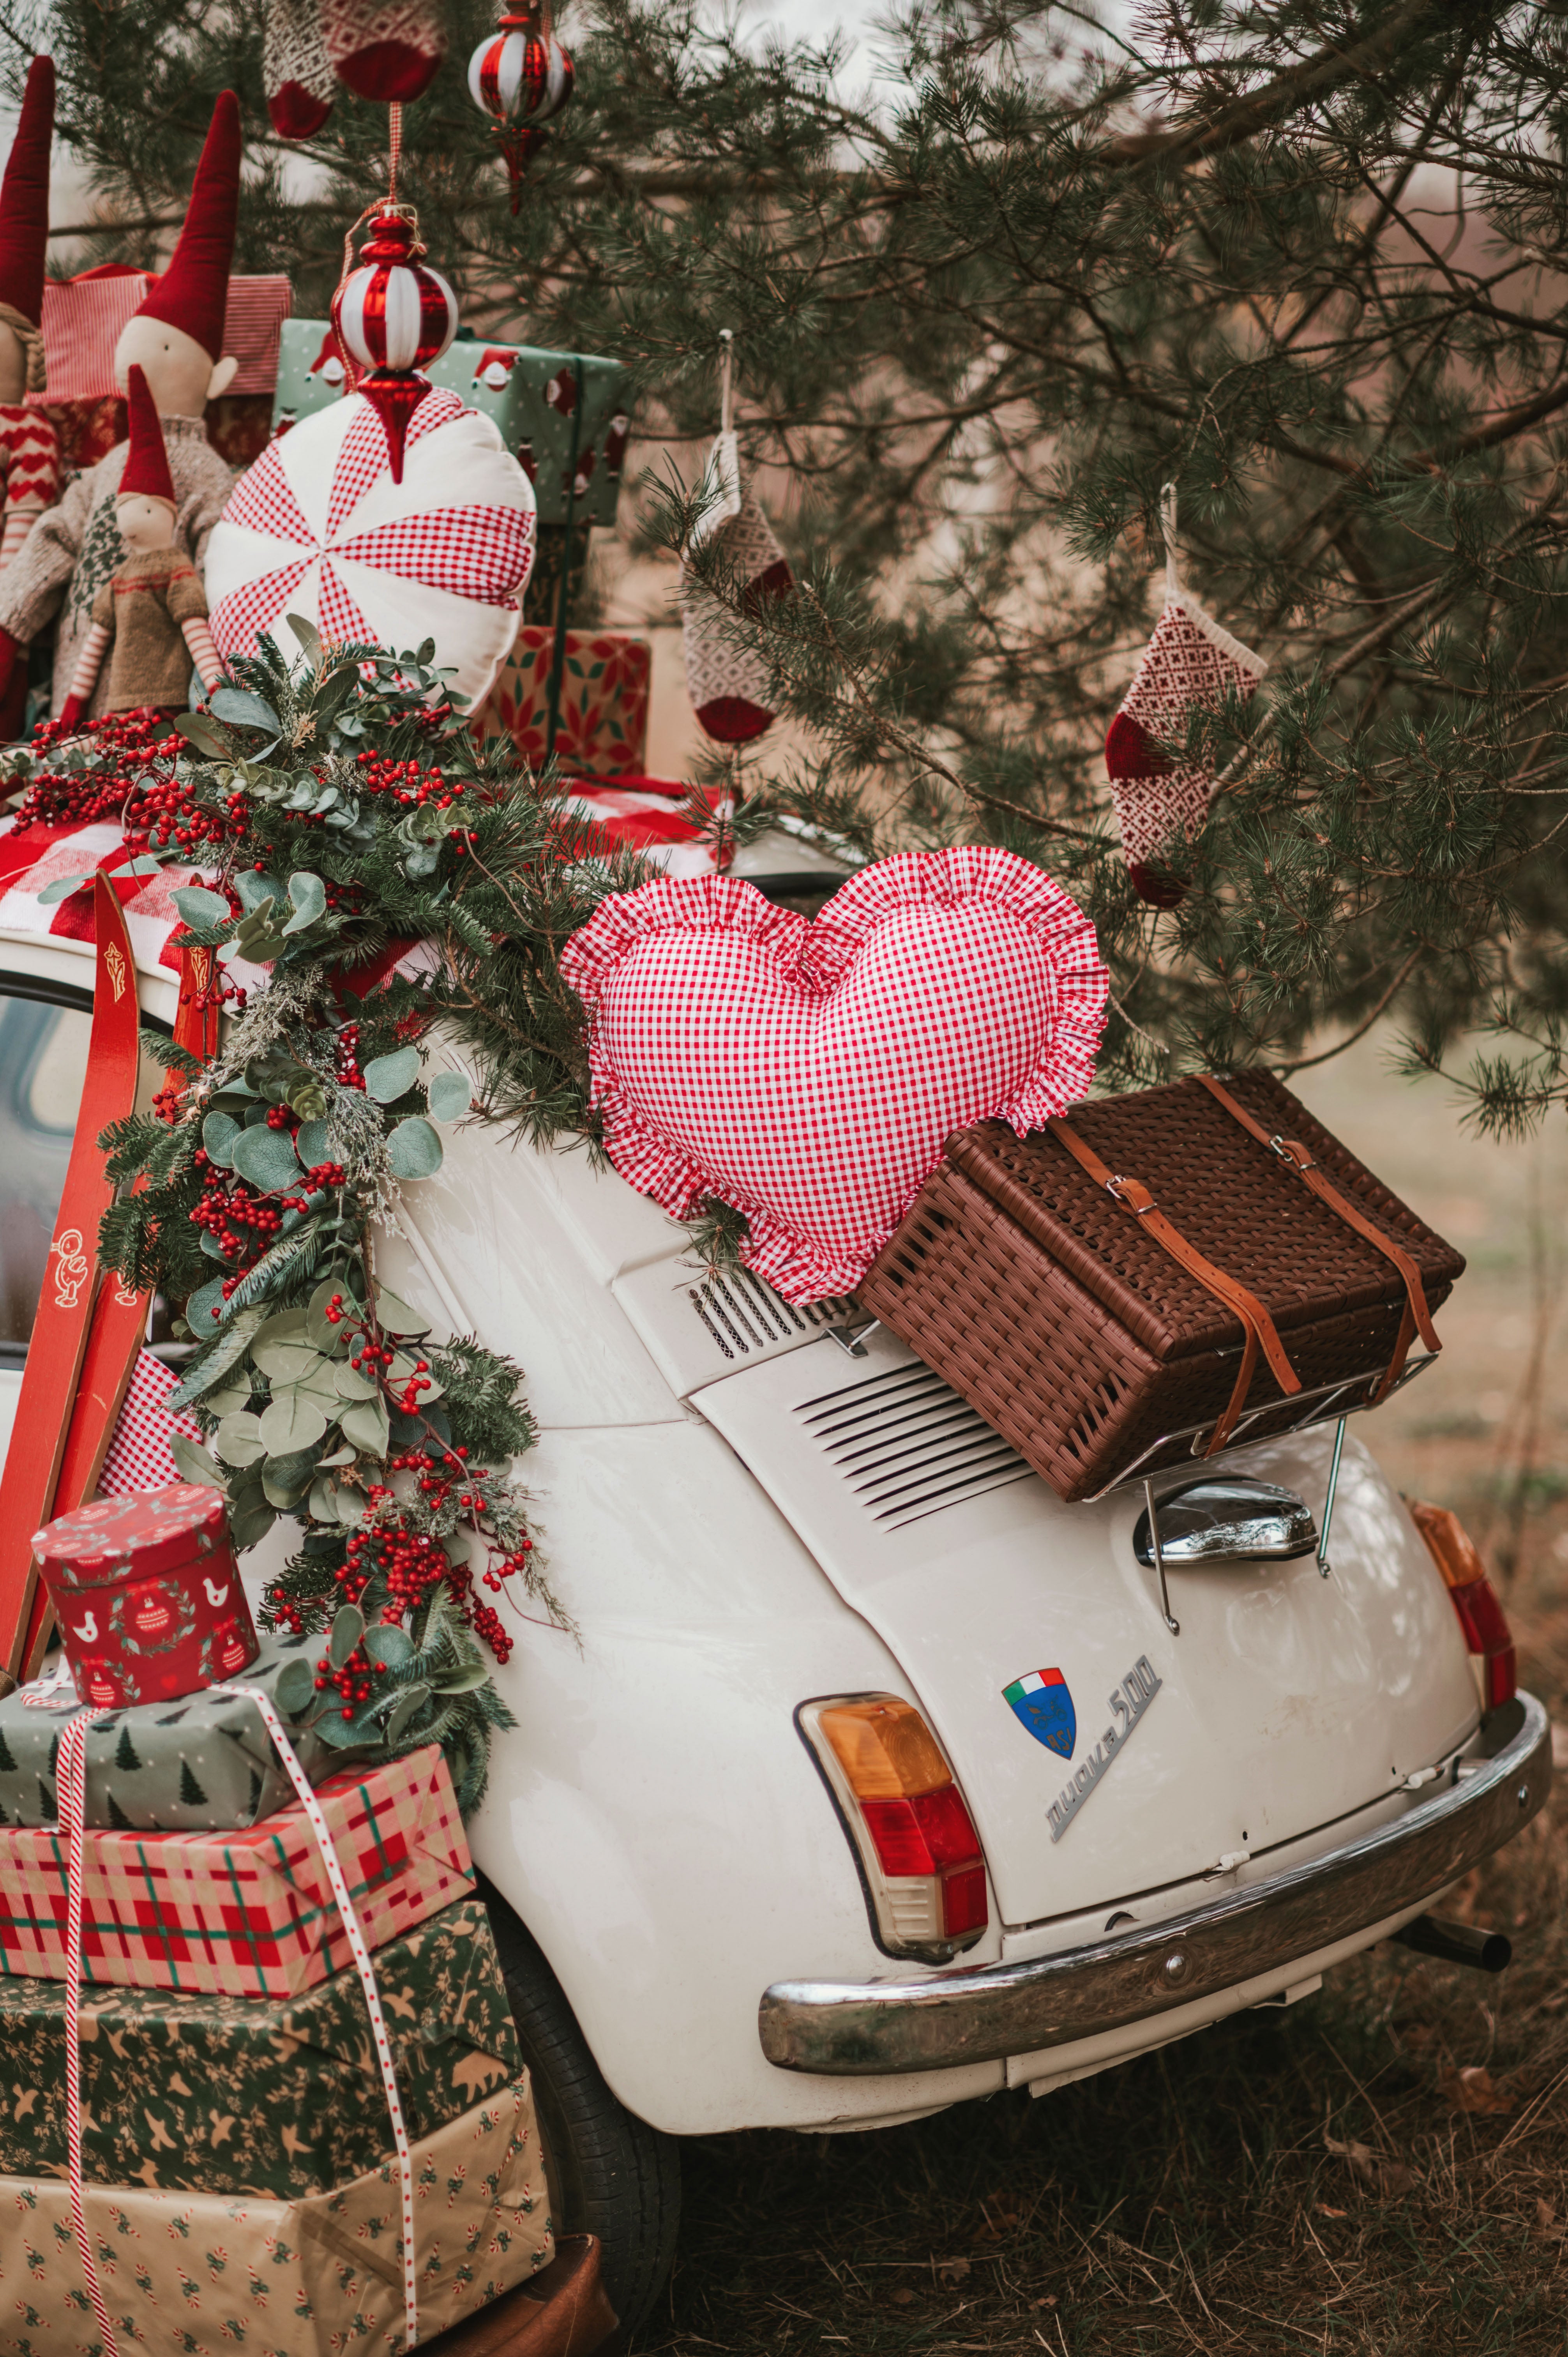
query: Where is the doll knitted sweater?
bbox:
[0,412,231,716]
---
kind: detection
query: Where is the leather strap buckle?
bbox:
[1106,1173,1155,1215]
[1270,1133,1316,1174]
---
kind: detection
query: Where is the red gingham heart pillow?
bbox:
[560,847,1109,1302]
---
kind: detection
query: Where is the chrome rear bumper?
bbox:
[759,1693,1550,2076]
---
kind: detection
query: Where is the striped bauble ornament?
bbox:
[330,205,457,481]
[468,11,574,210]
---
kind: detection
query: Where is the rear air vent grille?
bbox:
[795,1364,1035,1531]
[687,1271,857,1363]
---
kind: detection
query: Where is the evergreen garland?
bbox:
[12,631,652,1810]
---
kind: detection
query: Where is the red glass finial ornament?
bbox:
[330,204,458,482]
[468,9,574,213]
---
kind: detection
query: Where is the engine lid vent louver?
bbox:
[688,1270,856,1362]
[795,1364,1036,1532]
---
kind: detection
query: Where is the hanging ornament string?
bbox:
[388,100,403,204]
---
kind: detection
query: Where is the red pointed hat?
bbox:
[136,90,239,362]
[118,366,176,507]
[0,57,54,326]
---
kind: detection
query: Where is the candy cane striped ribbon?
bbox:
[57,1705,120,2356]
[214,1684,419,2348]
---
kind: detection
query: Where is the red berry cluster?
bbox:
[14,709,247,857]
[337,1024,366,1090]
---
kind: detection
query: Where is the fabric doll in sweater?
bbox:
[0,59,62,585]
[57,369,224,728]
[0,90,241,726]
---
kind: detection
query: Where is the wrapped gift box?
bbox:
[475,625,651,778]
[0,1741,471,1996]
[0,2074,552,2357]
[270,323,633,527]
[0,1895,518,2195]
[0,1633,343,1832]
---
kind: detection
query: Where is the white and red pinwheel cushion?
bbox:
[560,847,1110,1303]
[204,387,536,709]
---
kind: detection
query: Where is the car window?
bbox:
[0,978,162,1365]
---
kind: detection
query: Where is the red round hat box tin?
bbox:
[32,1482,259,1709]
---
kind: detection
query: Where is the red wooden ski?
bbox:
[13,942,222,1678]
[0,876,141,1685]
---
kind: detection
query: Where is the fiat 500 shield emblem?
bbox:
[1002,1667,1076,1758]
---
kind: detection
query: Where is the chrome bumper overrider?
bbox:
[759,1693,1550,2076]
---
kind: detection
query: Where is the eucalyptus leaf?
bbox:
[435,1661,495,1694]
[286,612,323,663]
[184,1275,230,1334]
[263,1445,321,1491]
[273,1657,317,1716]
[230,1502,278,1550]
[214,1412,267,1467]
[329,1360,377,1401]
[174,710,228,756]
[35,871,92,906]
[365,1623,414,1670]
[386,1115,443,1180]
[172,885,232,930]
[230,1125,303,1193]
[202,1111,239,1167]
[295,1119,331,1168]
[374,1288,431,1336]
[252,1309,310,1350]
[282,871,327,935]
[427,1071,472,1122]
[261,1468,311,1509]
[329,1604,365,1667]
[307,1475,341,1523]
[210,687,281,734]
[383,1683,432,1744]
[202,1377,254,1416]
[362,1046,420,1104]
[170,1432,220,1488]
[235,871,283,914]
[165,1304,268,1409]
[315,1709,373,1748]
[317,1444,357,1468]
[259,1390,330,1454]
[252,1339,325,1382]
[200,1230,232,1262]
[339,1398,390,1456]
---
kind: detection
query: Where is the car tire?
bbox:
[479,1877,682,2347]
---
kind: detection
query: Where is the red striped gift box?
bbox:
[0,1740,472,1997]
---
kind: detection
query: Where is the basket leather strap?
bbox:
[1195,1072,1441,1396]
[1045,1115,1302,1456]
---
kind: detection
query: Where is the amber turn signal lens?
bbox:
[818,1696,952,1800]
[1410,1501,1517,1710]
[802,1694,989,1958]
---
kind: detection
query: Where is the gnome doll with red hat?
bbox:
[0,91,242,727]
[56,368,224,730]
[0,59,62,586]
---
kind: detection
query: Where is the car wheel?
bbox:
[480,1877,682,2347]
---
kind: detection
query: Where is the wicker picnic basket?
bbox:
[857,1068,1465,1503]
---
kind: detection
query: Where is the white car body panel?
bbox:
[0,926,1496,2136]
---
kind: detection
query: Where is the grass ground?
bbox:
[636,1038,1568,2356]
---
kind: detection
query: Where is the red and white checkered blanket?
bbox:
[560,774,726,880]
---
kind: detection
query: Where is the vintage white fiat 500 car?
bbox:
[0,908,1548,2340]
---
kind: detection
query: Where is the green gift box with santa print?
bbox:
[0,1895,518,2198]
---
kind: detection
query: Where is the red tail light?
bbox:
[799,1695,989,1958]
[1410,1502,1517,1710]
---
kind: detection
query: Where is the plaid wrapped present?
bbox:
[475,625,650,779]
[0,1895,519,2195]
[0,1634,345,1835]
[560,773,730,881]
[0,2073,552,2357]
[0,1741,472,1995]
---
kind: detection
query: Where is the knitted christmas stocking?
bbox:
[682,431,793,745]
[320,0,448,101]
[264,0,336,138]
[1105,587,1265,907]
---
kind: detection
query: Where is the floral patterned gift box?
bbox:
[0,2073,553,2357]
[0,1895,519,2197]
[475,624,651,779]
